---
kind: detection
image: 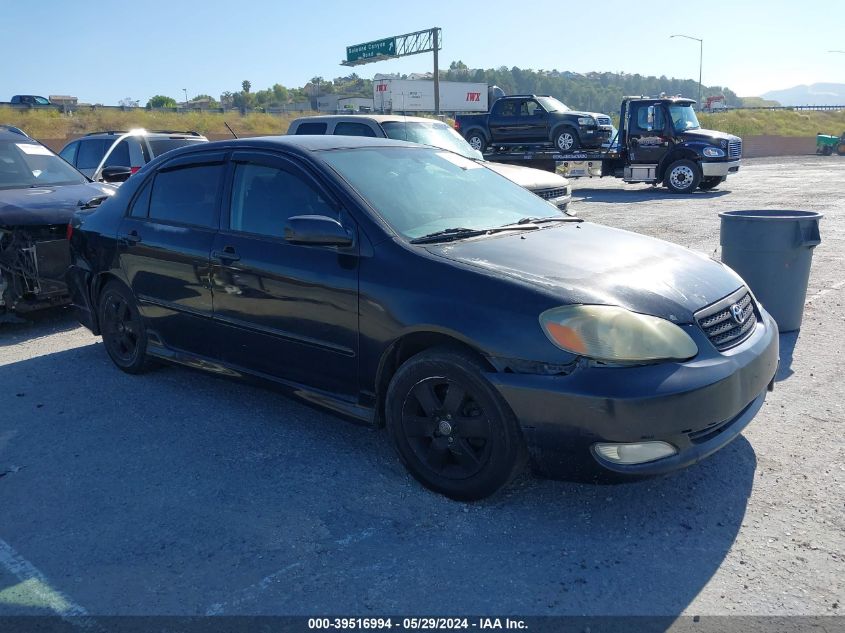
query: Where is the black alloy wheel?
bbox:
[99,281,152,374]
[386,347,526,500]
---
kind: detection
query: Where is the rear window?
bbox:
[104,139,131,167]
[294,122,328,135]
[148,138,206,157]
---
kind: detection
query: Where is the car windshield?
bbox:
[321,147,562,240]
[669,105,701,131]
[0,140,87,190]
[148,137,206,156]
[381,121,480,160]
[536,96,570,112]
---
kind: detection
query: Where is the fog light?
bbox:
[594,441,677,465]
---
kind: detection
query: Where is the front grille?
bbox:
[728,139,742,159]
[596,116,612,126]
[695,288,757,351]
[535,187,568,200]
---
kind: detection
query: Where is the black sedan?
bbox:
[67,136,778,500]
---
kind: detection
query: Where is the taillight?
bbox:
[130,166,141,174]
[454,120,461,131]
[66,222,73,240]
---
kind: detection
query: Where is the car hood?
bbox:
[565,110,610,122]
[426,222,744,323]
[0,182,115,226]
[483,162,570,190]
[681,128,738,144]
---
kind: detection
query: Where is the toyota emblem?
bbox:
[730,303,747,324]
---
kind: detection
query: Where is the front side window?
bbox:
[333,122,376,137]
[321,147,559,240]
[149,164,222,228]
[229,163,335,238]
[498,101,517,116]
[0,140,87,189]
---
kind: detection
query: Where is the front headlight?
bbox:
[703,147,725,157]
[577,117,596,127]
[539,305,698,363]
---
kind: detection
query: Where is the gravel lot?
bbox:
[0,156,842,619]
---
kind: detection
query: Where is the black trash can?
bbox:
[719,210,823,332]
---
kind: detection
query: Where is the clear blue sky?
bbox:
[2,0,842,104]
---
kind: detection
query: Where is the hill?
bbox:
[761,83,845,106]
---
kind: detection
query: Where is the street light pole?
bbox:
[671,34,703,108]
[182,88,188,106]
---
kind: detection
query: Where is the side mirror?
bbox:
[100,166,132,183]
[285,215,353,247]
[646,105,655,132]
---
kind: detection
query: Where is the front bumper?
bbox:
[487,309,778,477]
[579,126,612,148]
[702,160,741,177]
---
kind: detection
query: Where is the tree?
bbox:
[272,83,289,104]
[146,95,177,108]
[119,97,139,107]
[242,80,251,93]
[191,94,218,106]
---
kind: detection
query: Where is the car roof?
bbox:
[82,129,206,139]
[291,114,444,126]
[161,135,421,159]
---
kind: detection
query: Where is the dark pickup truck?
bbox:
[455,95,613,153]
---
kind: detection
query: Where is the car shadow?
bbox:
[0,307,79,347]
[0,343,756,616]
[776,331,799,382]
[574,187,732,204]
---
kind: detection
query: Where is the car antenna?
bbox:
[224,121,239,139]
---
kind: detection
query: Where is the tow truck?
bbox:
[479,95,742,193]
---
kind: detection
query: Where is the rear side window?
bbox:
[104,139,131,167]
[333,122,377,137]
[149,164,222,228]
[59,141,79,165]
[294,122,328,135]
[77,139,108,169]
[636,105,665,131]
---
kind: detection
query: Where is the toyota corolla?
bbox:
[66,136,778,500]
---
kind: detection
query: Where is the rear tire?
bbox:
[822,145,833,156]
[837,144,845,156]
[664,159,701,193]
[465,131,487,152]
[98,281,153,374]
[554,128,579,152]
[385,347,526,501]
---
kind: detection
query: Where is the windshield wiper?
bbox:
[410,227,488,244]
[512,215,582,225]
[410,223,542,244]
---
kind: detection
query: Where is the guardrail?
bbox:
[0,103,318,115]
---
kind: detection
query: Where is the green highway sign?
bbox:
[346,37,396,63]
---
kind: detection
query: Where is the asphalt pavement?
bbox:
[0,156,842,619]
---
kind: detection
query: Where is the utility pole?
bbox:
[671,34,703,108]
[433,27,440,115]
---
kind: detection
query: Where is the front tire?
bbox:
[465,131,487,152]
[554,128,579,152]
[664,159,701,193]
[385,347,526,501]
[98,281,152,374]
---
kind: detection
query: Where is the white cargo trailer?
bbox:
[373,79,488,113]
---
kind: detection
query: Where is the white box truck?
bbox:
[373,79,488,113]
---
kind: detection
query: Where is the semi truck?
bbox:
[373,79,488,113]
[479,95,742,193]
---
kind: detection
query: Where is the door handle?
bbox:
[120,230,141,245]
[212,247,241,262]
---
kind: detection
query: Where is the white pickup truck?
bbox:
[287,114,572,211]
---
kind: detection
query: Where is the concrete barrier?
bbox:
[37,134,821,159]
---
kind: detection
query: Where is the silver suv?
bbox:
[59,129,208,182]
